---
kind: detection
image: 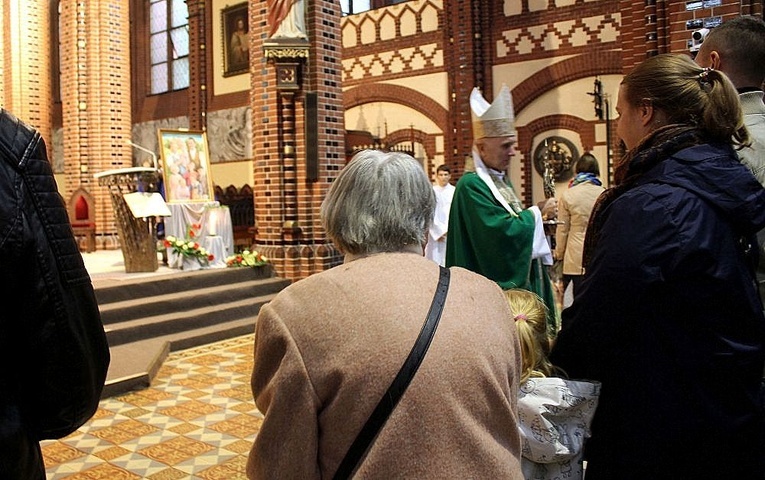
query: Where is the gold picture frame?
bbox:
[222,3,249,77]
[158,129,214,204]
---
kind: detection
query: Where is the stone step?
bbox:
[102,317,260,399]
[93,265,276,304]
[102,339,170,399]
[104,293,274,346]
[94,265,289,398]
[98,277,288,325]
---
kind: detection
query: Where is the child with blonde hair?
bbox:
[509,288,557,384]
[505,289,600,480]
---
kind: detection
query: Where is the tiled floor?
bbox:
[42,334,261,480]
[44,250,572,479]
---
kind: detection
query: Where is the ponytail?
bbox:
[505,289,556,384]
[621,54,748,147]
[698,68,750,146]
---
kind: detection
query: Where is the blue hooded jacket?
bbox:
[551,142,765,479]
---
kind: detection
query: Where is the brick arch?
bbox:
[519,114,593,157]
[343,84,448,133]
[384,128,436,160]
[517,114,594,206]
[513,50,622,115]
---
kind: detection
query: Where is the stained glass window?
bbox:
[149,0,189,94]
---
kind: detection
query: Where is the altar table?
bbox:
[165,202,234,268]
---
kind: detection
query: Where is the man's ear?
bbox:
[708,51,722,70]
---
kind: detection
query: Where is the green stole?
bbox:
[488,173,524,214]
[489,173,559,333]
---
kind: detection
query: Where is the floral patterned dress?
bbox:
[518,377,600,480]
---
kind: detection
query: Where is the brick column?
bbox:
[279,90,303,279]
[443,0,483,178]
[1,0,52,160]
[60,0,132,247]
[251,0,344,282]
[188,0,207,132]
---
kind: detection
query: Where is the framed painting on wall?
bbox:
[158,129,214,204]
[222,2,249,77]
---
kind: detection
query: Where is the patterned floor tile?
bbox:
[159,399,223,421]
[168,422,202,435]
[93,445,133,462]
[56,462,142,479]
[118,407,154,419]
[196,456,249,480]
[230,402,257,414]
[42,442,86,466]
[221,439,253,455]
[138,436,215,465]
[180,389,208,400]
[90,419,161,444]
[208,413,263,438]
[217,385,254,402]
[42,334,260,479]
[146,467,189,480]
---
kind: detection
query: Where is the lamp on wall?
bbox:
[127,140,158,171]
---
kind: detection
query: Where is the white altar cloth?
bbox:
[165,202,234,268]
[203,236,228,269]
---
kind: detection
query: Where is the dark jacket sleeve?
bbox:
[0,110,110,442]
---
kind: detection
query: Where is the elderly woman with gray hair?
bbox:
[247,150,524,479]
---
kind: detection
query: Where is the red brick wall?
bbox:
[619,0,763,73]
[41,0,764,265]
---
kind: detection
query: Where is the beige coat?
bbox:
[554,182,605,275]
[247,252,523,479]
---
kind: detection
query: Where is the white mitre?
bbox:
[470,84,516,139]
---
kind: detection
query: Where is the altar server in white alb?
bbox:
[425,164,455,266]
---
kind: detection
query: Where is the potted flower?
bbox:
[163,223,214,270]
[225,249,268,268]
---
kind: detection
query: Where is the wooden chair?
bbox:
[68,187,96,253]
[231,184,255,250]
[217,183,256,252]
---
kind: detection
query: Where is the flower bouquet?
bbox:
[163,223,214,268]
[225,249,268,268]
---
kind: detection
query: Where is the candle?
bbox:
[208,209,217,236]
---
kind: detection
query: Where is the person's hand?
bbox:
[541,197,558,220]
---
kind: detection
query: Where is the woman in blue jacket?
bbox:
[550,54,765,479]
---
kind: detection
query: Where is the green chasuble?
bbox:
[446,172,558,330]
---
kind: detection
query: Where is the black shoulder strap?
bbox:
[333,266,451,480]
